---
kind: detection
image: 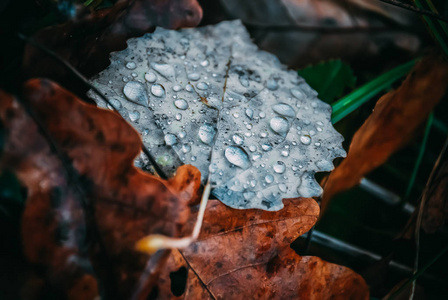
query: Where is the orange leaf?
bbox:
[0,79,201,299]
[322,55,448,211]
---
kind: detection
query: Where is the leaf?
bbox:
[321,55,448,210]
[0,80,201,299]
[297,60,356,103]
[204,0,420,68]
[22,0,203,94]
[89,20,347,211]
[154,198,369,299]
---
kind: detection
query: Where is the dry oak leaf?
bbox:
[23,0,203,96]
[0,79,201,299]
[154,198,369,299]
[322,55,448,211]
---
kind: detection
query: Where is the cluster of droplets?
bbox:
[89,20,346,211]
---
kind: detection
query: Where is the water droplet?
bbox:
[233,112,239,118]
[239,75,249,87]
[123,81,148,105]
[144,71,157,83]
[259,112,266,119]
[249,145,257,152]
[198,124,216,145]
[243,191,255,201]
[185,84,194,92]
[174,99,189,110]
[224,146,251,169]
[290,88,305,100]
[265,174,274,184]
[197,82,209,90]
[246,124,252,130]
[129,111,140,122]
[108,99,122,110]
[209,163,218,173]
[188,73,200,81]
[179,131,187,139]
[252,153,262,161]
[266,78,279,90]
[272,103,295,118]
[300,135,311,145]
[316,160,333,171]
[245,108,254,119]
[232,134,244,145]
[126,61,136,69]
[270,116,290,136]
[181,144,191,153]
[172,85,182,92]
[278,184,287,193]
[316,121,324,126]
[260,132,268,138]
[191,156,197,162]
[151,63,175,80]
[175,113,182,121]
[273,161,286,174]
[164,134,177,146]
[281,150,289,157]
[151,84,166,98]
[314,142,321,147]
[200,59,210,67]
[262,143,273,151]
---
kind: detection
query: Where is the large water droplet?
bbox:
[151,84,165,98]
[239,75,249,87]
[270,116,290,136]
[151,63,175,81]
[300,135,311,145]
[174,99,189,110]
[175,113,182,121]
[273,161,286,174]
[145,71,157,83]
[266,78,279,90]
[123,81,148,105]
[224,146,251,169]
[181,144,191,153]
[232,134,244,145]
[262,143,273,151]
[265,174,274,184]
[290,88,305,100]
[164,134,177,146]
[272,103,295,118]
[126,62,136,70]
[188,73,200,81]
[129,111,140,122]
[197,82,209,90]
[245,108,254,119]
[278,184,287,193]
[198,124,216,145]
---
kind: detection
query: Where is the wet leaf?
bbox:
[297,60,356,103]
[23,0,203,94]
[321,55,448,210]
[154,197,369,299]
[89,20,346,211]
[0,80,201,299]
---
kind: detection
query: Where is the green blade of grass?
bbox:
[414,0,448,56]
[404,113,433,201]
[331,59,417,124]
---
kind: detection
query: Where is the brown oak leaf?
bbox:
[321,55,448,212]
[0,79,201,299]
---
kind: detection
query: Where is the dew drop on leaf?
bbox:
[198,124,216,145]
[270,116,290,136]
[272,103,295,118]
[224,146,251,169]
[174,99,189,110]
[151,84,166,98]
[145,71,157,83]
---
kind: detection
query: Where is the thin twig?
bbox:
[377,0,448,23]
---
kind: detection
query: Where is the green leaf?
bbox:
[331,59,417,124]
[298,60,356,103]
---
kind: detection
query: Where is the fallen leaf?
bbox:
[321,55,448,211]
[200,0,420,69]
[422,158,448,233]
[89,20,346,211]
[154,197,369,299]
[0,79,201,299]
[22,0,203,95]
